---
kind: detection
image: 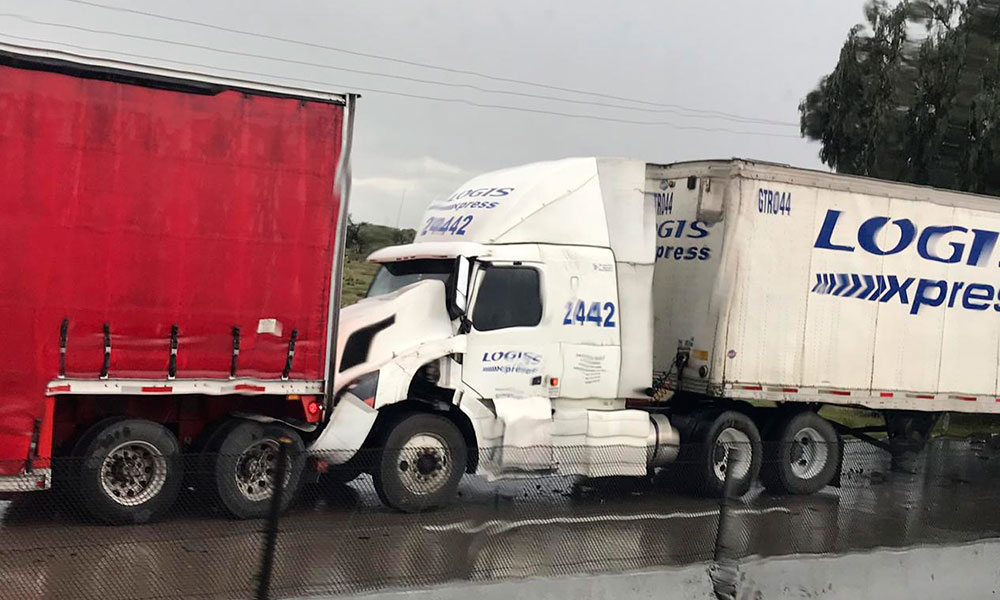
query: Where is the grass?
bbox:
[749,401,1000,439]
[820,405,1000,439]
[341,254,380,306]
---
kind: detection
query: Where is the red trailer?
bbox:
[0,43,355,523]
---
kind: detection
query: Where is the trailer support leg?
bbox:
[883,410,938,474]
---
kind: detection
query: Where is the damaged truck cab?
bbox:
[311,158,685,511]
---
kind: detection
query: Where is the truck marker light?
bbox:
[880,392,894,398]
[287,394,301,401]
[549,377,559,387]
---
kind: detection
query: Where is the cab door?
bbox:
[461,246,622,402]
[537,245,621,401]
[461,260,559,401]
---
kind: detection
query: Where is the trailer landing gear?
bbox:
[884,411,938,474]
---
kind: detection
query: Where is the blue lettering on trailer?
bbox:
[811,272,1000,314]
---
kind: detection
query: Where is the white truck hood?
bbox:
[333,280,454,392]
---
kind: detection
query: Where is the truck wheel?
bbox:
[76,419,183,524]
[690,411,762,497]
[761,411,840,495]
[57,415,128,492]
[194,420,240,496]
[372,413,466,513]
[211,421,306,519]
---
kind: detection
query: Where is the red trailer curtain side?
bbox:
[0,54,346,477]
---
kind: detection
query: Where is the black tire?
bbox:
[211,420,306,519]
[75,419,183,525]
[687,410,762,497]
[761,411,840,495]
[194,420,241,495]
[55,415,128,493]
[372,412,466,513]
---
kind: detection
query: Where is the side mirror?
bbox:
[447,256,473,320]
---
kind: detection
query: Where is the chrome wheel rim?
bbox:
[234,439,283,502]
[100,441,168,506]
[712,427,752,483]
[789,426,829,480]
[397,433,451,496]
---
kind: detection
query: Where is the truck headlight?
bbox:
[340,371,379,408]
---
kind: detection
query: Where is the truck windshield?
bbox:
[366,259,453,298]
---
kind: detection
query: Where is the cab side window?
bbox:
[472,267,542,331]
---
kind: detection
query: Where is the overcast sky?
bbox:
[1,1,867,228]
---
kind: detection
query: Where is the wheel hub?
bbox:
[100,441,168,506]
[788,426,829,480]
[397,433,450,496]
[712,427,752,483]
[234,440,282,502]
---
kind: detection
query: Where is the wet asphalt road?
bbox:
[2,438,1000,600]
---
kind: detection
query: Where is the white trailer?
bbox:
[316,157,994,510]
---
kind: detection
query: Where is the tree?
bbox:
[801,0,1000,195]
[345,214,363,254]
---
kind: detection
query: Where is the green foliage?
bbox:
[801,0,1000,194]
[341,256,381,306]
[345,214,415,257]
[339,217,414,306]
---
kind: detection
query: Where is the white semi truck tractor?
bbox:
[309,157,1000,511]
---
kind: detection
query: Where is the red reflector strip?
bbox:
[234,384,266,392]
[782,387,798,393]
[907,394,934,399]
[953,395,977,402]
[47,384,71,393]
[739,385,763,391]
[141,386,173,393]
[880,392,894,398]
[820,389,851,396]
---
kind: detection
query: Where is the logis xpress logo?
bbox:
[481,351,542,374]
[812,209,1000,315]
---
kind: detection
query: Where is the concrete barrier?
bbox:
[292,539,1000,600]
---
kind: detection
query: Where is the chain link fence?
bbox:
[1,437,999,599]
